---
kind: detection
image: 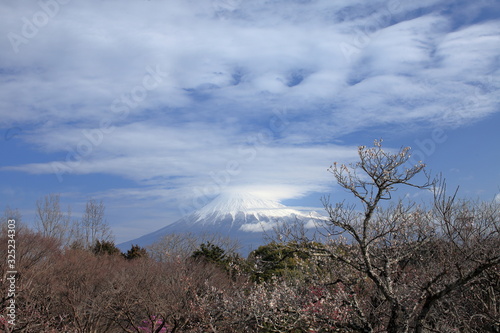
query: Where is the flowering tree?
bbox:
[137,315,169,333]
[312,140,500,332]
[1,151,498,332]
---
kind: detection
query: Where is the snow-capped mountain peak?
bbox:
[118,191,327,256]
[193,192,301,221]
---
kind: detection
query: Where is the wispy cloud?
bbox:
[1,0,499,240]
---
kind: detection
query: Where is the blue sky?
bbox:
[1,0,499,243]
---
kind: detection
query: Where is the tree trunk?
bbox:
[387,302,402,333]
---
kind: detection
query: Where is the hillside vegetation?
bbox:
[1,141,499,332]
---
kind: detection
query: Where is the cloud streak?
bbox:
[1,0,499,240]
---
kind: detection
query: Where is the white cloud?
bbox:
[240,221,276,233]
[1,0,497,131]
[1,0,499,241]
[5,119,359,203]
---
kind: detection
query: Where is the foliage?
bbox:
[0,141,499,332]
[248,241,320,282]
[124,244,149,260]
[307,139,500,333]
[91,239,122,256]
[137,315,169,333]
[191,241,245,279]
[192,242,227,264]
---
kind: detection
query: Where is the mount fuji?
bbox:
[118,192,326,255]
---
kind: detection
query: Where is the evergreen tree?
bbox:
[91,240,121,256]
[124,244,148,260]
[192,242,227,264]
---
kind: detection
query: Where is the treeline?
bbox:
[29,194,113,250]
[0,223,499,332]
[1,141,499,332]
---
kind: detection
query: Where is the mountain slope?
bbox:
[118,192,326,255]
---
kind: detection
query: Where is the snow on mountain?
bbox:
[118,192,326,255]
[194,192,296,220]
[190,192,318,229]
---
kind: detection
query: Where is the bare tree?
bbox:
[148,232,240,262]
[71,199,112,249]
[0,206,23,229]
[1,206,20,220]
[147,233,201,262]
[34,193,71,245]
[0,228,62,332]
[307,140,500,332]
